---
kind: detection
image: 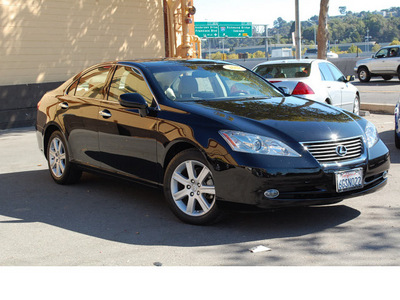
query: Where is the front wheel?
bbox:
[358,67,371,82]
[47,131,82,184]
[163,149,220,225]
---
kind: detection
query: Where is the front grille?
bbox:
[302,136,363,163]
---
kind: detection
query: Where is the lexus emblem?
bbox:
[336,145,348,157]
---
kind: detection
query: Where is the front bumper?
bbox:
[211,140,390,209]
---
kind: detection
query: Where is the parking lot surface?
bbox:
[0,112,399,266]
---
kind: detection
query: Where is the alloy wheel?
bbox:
[170,160,216,217]
[49,137,66,178]
[353,96,360,115]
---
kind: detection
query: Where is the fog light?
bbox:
[383,171,388,179]
[264,189,279,199]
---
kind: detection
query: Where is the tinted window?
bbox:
[319,63,334,81]
[375,48,389,58]
[67,80,78,95]
[75,66,111,99]
[389,47,399,57]
[327,63,345,81]
[108,66,154,105]
[254,63,311,79]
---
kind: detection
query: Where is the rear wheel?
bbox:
[47,131,82,184]
[163,149,220,225]
[358,67,371,82]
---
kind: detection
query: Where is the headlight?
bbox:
[219,130,301,157]
[365,121,379,148]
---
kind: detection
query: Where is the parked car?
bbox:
[253,59,360,115]
[395,100,400,148]
[354,45,400,82]
[36,59,390,225]
[304,48,339,59]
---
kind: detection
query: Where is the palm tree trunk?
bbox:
[317,0,329,59]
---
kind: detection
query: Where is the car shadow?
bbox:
[352,79,400,87]
[378,129,400,164]
[0,169,361,247]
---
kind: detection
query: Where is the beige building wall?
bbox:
[0,0,165,86]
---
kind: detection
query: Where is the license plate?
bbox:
[335,168,364,193]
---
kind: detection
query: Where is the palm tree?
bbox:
[317,0,329,59]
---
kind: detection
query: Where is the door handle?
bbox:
[59,102,69,109]
[99,109,112,118]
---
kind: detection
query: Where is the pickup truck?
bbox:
[354,45,400,82]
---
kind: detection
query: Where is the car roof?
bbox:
[382,45,400,49]
[254,59,325,67]
[117,58,229,67]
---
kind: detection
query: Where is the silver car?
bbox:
[354,45,400,82]
[253,59,360,115]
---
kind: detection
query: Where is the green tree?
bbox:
[372,43,381,52]
[390,38,400,45]
[348,44,362,53]
[253,50,265,58]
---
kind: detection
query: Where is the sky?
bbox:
[194,0,400,25]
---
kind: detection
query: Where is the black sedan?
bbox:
[36,59,390,225]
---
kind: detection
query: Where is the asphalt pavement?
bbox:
[0,112,399,267]
[355,77,400,114]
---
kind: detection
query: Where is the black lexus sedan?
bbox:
[36,59,390,225]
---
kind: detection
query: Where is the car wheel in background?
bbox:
[163,149,220,225]
[395,132,400,149]
[357,67,371,82]
[353,95,360,116]
[47,131,82,185]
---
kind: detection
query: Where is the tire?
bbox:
[357,67,371,82]
[163,149,220,225]
[353,94,360,116]
[382,75,393,81]
[47,131,82,185]
[395,131,400,149]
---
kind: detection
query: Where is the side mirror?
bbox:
[346,75,355,82]
[371,54,375,58]
[119,93,149,117]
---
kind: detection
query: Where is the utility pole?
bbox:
[265,24,269,60]
[365,28,371,52]
[295,0,301,59]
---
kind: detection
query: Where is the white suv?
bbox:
[354,45,400,82]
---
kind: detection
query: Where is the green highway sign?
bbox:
[194,22,219,37]
[195,22,252,38]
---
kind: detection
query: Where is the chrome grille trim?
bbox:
[301,136,363,163]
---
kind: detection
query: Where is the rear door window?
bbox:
[318,63,335,81]
[327,63,345,81]
[75,66,112,99]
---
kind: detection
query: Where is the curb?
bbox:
[360,103,395,115]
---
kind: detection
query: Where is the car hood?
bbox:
[355,58,372,66]
[182,96,364,143]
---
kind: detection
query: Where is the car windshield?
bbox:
[148,62,282,102]
[254,63,311,79]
